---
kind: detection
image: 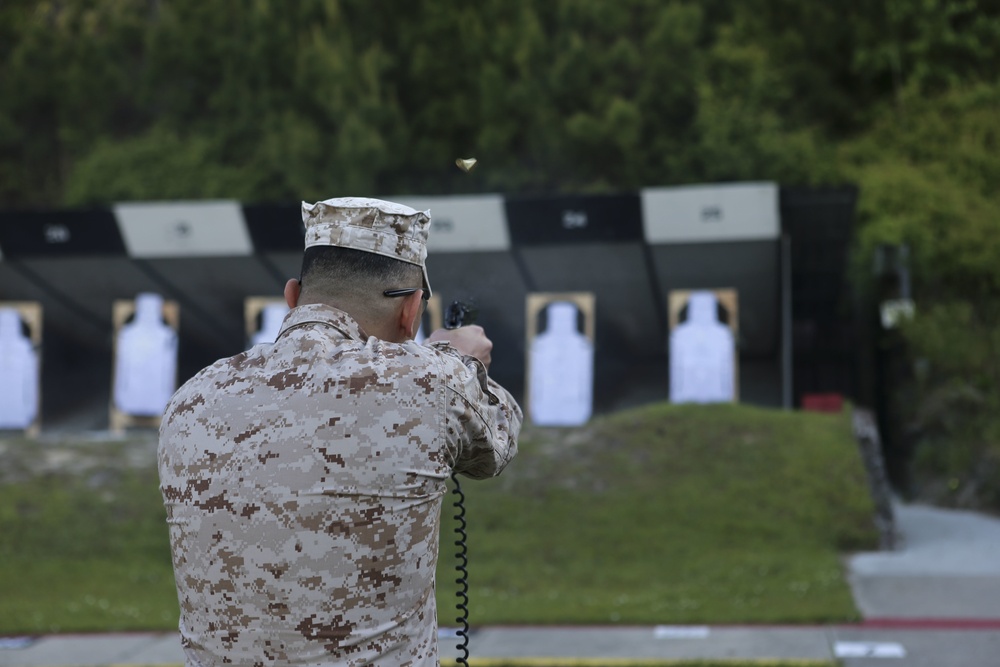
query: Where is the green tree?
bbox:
[731,0,1000,133]
[0,0,151,205]
[57,0,408,204]
[844,83,1000,509]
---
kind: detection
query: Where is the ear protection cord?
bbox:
[443,299,477,666]
[449,473,470,666]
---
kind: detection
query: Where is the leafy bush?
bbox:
[844,85,1000,512]
[902,302,1000,511]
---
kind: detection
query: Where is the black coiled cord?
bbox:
[450,472,470,666]
[443,300,475,666]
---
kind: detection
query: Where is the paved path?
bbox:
[3,624,1000,666]
[848,501,1000,620]
[2,500,999,666]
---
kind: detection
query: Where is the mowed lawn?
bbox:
[0,403,878,634]
[435,403,877,626]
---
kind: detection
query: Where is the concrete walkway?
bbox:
[3,623,1000,667]
[2,500,999,667]
[848,501,1000,620]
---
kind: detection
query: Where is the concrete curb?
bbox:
[4,624,1000,667]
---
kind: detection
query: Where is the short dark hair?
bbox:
[299,246,420,299]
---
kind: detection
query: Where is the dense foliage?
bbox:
[0,0,852,205]
[844,83,1000,510]
[1,0,999,509]
[1,0,996,201]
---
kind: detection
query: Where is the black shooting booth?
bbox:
[241,201,306,291]
[390,194,528,399]
[1,182,852,431]
[779,187,860,407]
[641,182,790,408]
[505,193,665,412]
[113,201,286,352]
[0,203,291,426]
[0,208,156,423]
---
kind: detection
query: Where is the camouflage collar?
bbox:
[277,303,369,342]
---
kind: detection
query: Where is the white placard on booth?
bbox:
[114,200,253,257]
[642,182,779,244]
[388,194,510,253]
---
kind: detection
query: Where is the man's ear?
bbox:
[399,291,424,340]
[284,279,301,309]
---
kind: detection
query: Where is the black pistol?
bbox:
[444,300,478,330]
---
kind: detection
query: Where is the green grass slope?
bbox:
[0,403,877,634]
[436,403,878,625]
[0,447,177,634]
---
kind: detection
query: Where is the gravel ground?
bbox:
[0,431,159,485]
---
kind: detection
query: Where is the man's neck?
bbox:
[296,297,404,343]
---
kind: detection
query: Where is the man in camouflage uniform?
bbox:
[158,197,522,666]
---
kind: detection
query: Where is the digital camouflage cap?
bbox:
[302,197,433,297]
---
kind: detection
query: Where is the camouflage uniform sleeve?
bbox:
[430,342,522,479]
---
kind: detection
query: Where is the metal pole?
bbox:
[781,235,793,409]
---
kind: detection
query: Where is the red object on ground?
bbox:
[801,393,844,413]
